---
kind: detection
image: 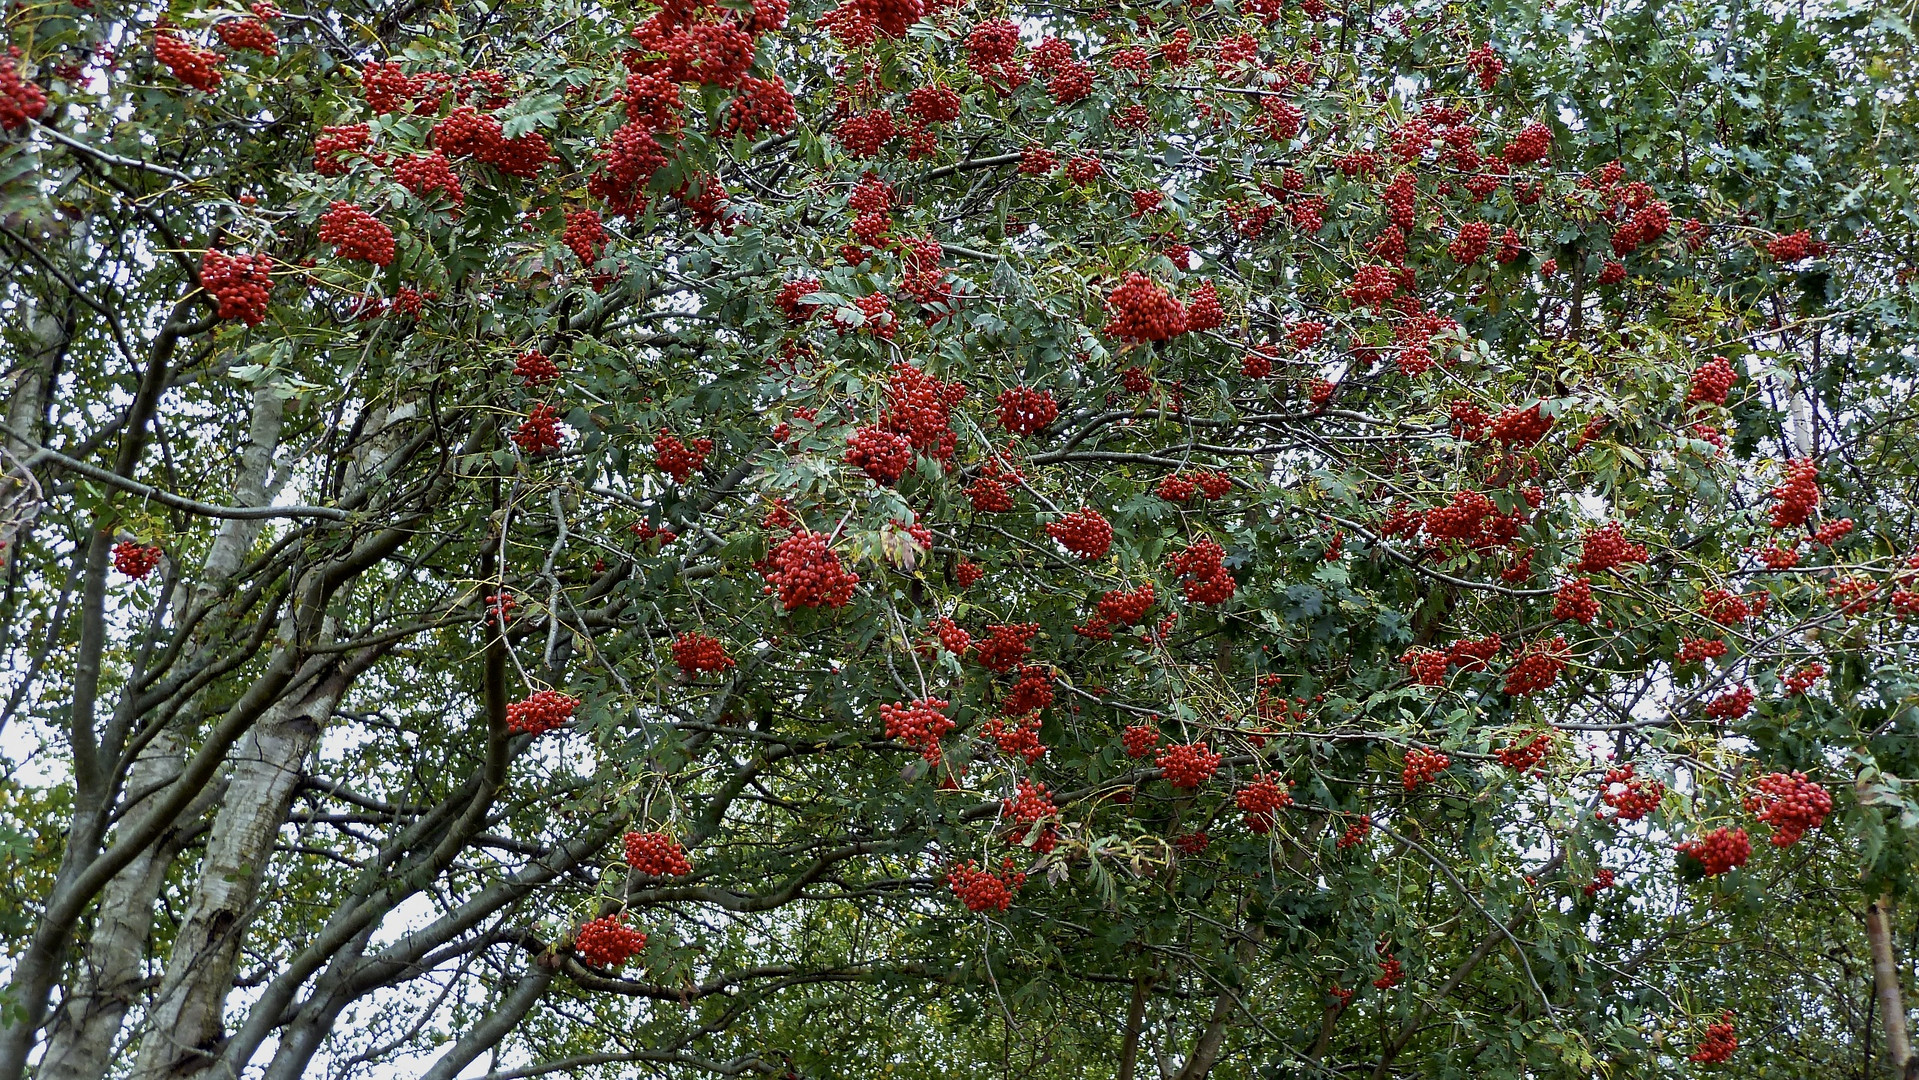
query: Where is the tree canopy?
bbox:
[3,0,1919,1076]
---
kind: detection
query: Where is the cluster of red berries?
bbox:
[1502,636,1568,696]
[1552,577,1599,624]
[882,697,954,762]
[948,858,1024,912]
[1156,742,1221,788]
[1167,536,1235,604]
[724,74,798,138]
[1001,778,1057,847]
[1703,685,1756,721]
[1045,508,1113,561]
[1373,954,1404,989]
[761,530,859,610]
[1764,230,1822,263]
[999,664,1055,719]
[574,915,647,967]
[982,712,1047,763]
[562,207,608,265]
[975,622,1038,672]
[954,560,982,586]
[671,631,734,675]
[623,831,693,876]
[312,124,381,176]
[1676,826,1751,876]
[931,617,971,655]
[1502,121,1551,165]
[394,150,464,206]
[1782,662,1825,694]
[111,541,163,579]
[1700,587,1766,624]
[1689,1013,1738,1063]
[995,386,1058,436]
[1583,868,1616,896]
[1171,830,1209,854]
[1184,280,1225,332]
[1687,355,1736,405]
[1575,522,1649,572]
[199,250,274,325]
[1465,43,1502,90]
[1228,773,1289,834]
[845,426,913,485]
[505,690,578,735]
[1104,273,1188,342]
[213,13,278,57]
[318,202,396,267]
[512,404,564,455]
[1096,583,1156,626]
[1675,637,1728,665]
[1767,458,1820,529]
[514,349,559,387]
[154,30,224,92]
[1495,730,1553,773]
[1743,771,1831,846]
[1449,220,1492,263]
[880,364,966,462]
[1598,764,1664,823]
[430,105,552,178]
[1487,403,1554,447]
[1121,723,1160,759]
[1400,647,1449,686]
[1401,748,1450,791]
[0,50,49,132]
[1337,815,1373,849]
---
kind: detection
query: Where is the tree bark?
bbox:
[1118,976,1148,1080]
[1866,894,1917,1080]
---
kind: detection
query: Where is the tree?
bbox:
[2,0,1918,1075]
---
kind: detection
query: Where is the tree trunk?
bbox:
[1866,894,1917,1079]
[1118,976,1148,1080]
[126,673,344,1080]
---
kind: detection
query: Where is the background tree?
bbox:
[2,0,1918,1076]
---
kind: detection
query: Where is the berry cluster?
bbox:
[394,150,464,206]
[512,404,564,455]
[1172,830,1210,854]
[111,542,163,580]
[1097,583,1156,625]
[1574,522,1649,572]
[761,531,859,610]
[1598,764,1663,822]
[623,831,693,877]
[1121,723,1160,759]
[1764,230,1821,263]
[1782,662,1825,694]
[1184,280,1225,332]
[563,207,608,265]
[880,364,966,462]
[318,202,396,266]
[1671,638,1727,669]
[1045,508,1113,561]
[932,617,971,655]
[1167,536,1235,604]
[1689,1013,1738,1063]
[845,425,913,485]
[671,631,734,675]
[1156,742,1221,788]
[1487,403,1553,447]
[1743,771,1831,846]
[1235,773,1293,833]
[1552,577,1599,624]
[1401,748,1450,791]
[1001,778,1058,851]
[1373,954,1404,989]
[882,697,954,762]
[1448,220,1492,263]
[995,386,1058,436]
[999,664,1055,719]
[154,30,224,92]
[1466,44,1503,90]
[1687,355,1736,405]
[431,105,553,178]
[514,349,559,387]
[505,690,578,735]
[948,858,1024,912]
[982,711,1047,763]
[1583,868,1617,896]
[1699,587,1766,624]
[1766,458,1820,529]
[1703,685,1756,721]
[1676,826,1751,876]
[1337,815,1373,849]
[975,623,1038,672]
[1501,121,1551,165]
[574,915,647,967]
[213,15,278,57]
[312,124,381,175]
[1,51,50,131]
[1104,273,1188,342]
[1502,636,1568,696]
[1495,730,1553,773]
[200,250,274,325]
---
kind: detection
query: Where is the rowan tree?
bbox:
[2,0,1919,1076]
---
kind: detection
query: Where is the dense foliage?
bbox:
[3,0,1919,1076]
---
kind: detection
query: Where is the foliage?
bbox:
[2,0,1918,1076]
